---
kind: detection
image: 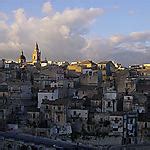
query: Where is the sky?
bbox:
[0,0,150,65]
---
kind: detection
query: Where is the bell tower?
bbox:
[32,42,41,64]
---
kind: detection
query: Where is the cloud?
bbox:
[42,1,53,14]
[0,6,103,62]
[82,31,150,65]
[0,3,149,66]
[0,12,8,20]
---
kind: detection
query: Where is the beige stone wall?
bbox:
[80,72,98,86]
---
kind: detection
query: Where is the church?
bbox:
[32,42,41,64]
[18,42,42,66]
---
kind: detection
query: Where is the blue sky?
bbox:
[0,0,150,65]
[0,0,149,36]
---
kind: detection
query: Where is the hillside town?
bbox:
[1,43,150,149]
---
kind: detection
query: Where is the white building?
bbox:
[123,95,133,111]
[82,68,93,75]
[109,114,123,136]
[38,88,67,108]
[38,91,57,108]
[104,90,117,100]
[103,90,117,112]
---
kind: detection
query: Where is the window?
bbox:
[45,114,49,119]
[58,106,61,111]
[75,91,78,96]
[129,119,133,124]
[68,83,70,88]
[33,113,35,119]
[115,118,119,123]
[58,115,60,122]
[103,66,106,70]
[108,101,111,107]
[113,128,118,131]
[89,71,92,76]
[73,111,76,115]
[46,105,48,110]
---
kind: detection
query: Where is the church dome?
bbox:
[20,53,26,60]
[18,50,26,64]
